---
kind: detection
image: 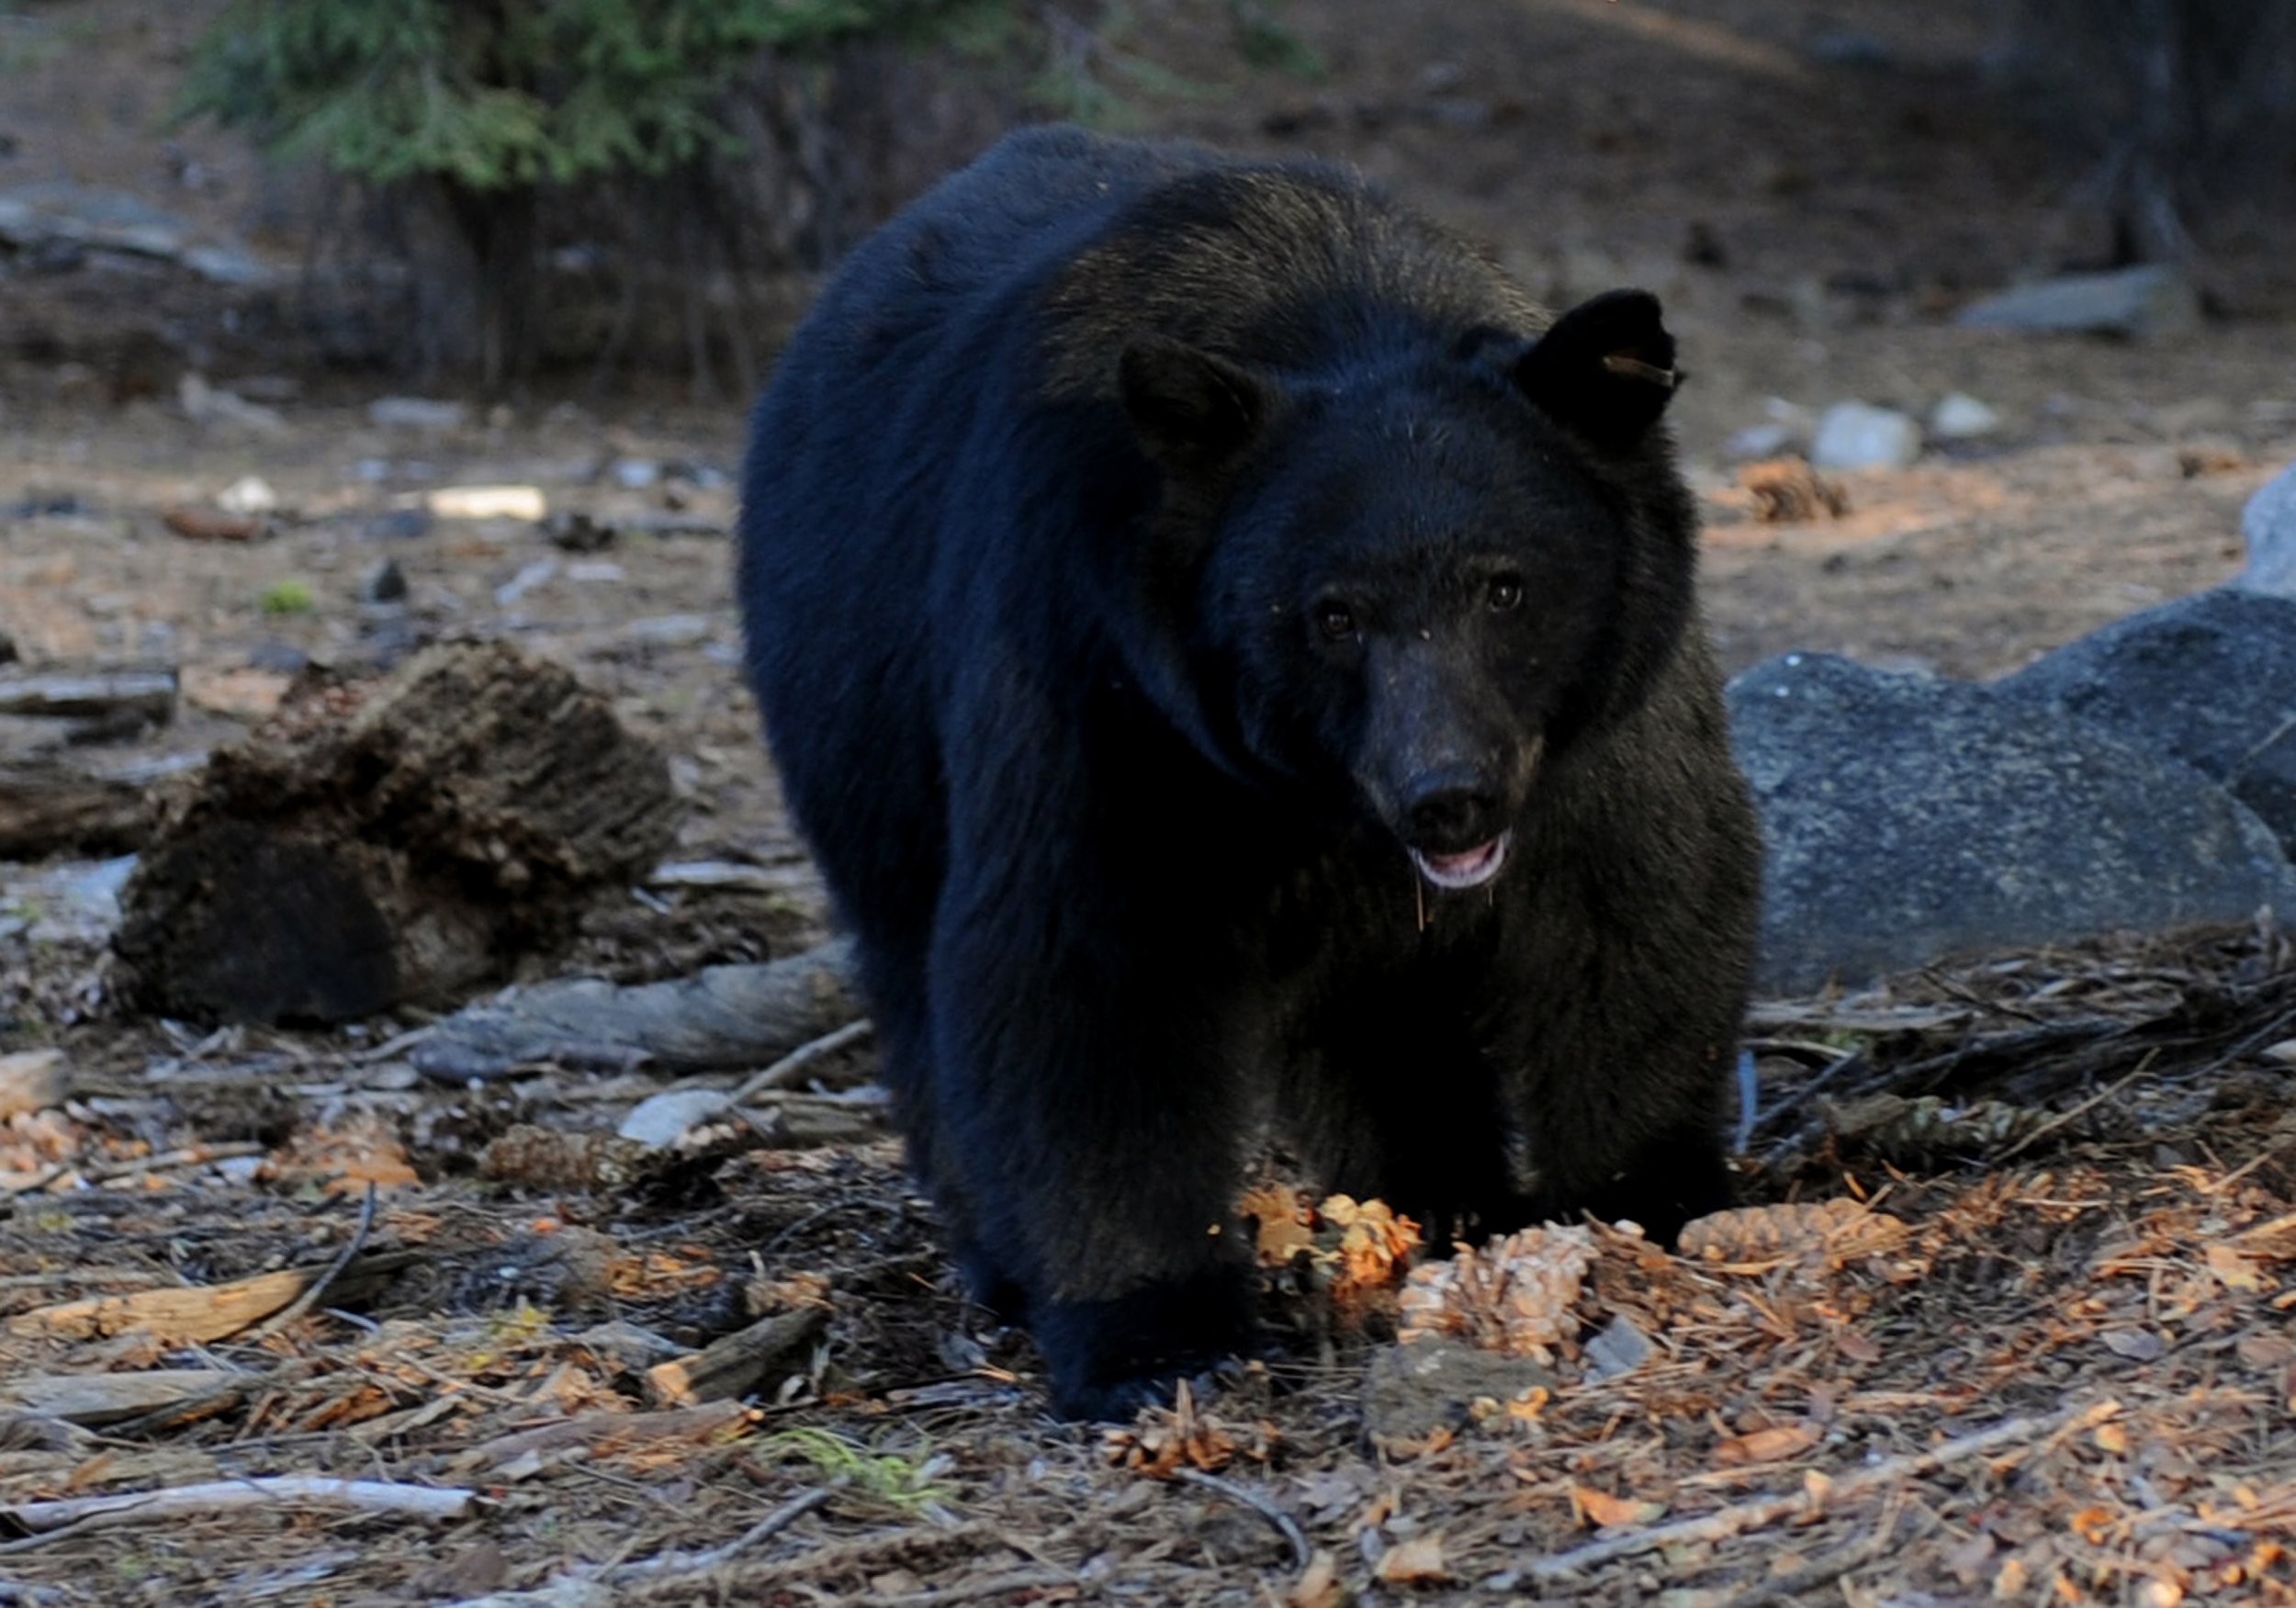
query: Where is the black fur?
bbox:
[738,127,1761,1420]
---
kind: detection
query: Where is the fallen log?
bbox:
[0,759,149,859]
[111,642,682,1024]
[0,667,176,725]
[405,940,860,1080]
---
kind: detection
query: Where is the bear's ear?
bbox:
[1511,288,1680,450]
[1119,337,1275,474]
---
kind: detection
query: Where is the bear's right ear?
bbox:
[1120,337,1275,474]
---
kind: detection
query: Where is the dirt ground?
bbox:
[3,2,2296,1604]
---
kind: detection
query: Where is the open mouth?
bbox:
[1408,832,1511,891]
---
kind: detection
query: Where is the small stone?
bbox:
[1582,1313,1655,1379]
[367,396,469,431]
[363,509,434,542]
[216,475,279,516]
[1360,1338,1557,1450]
[1928,392,2002,440]
[611,458,660,490]
[1810,401,1922,470]
[494,557,558,606]
[625,614,715,649]
[618,1089,734,1148]
[178,374,288,437]
[545,511,617,552]
[363,559,409,604]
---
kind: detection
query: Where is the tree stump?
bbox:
[113,641,683,1024]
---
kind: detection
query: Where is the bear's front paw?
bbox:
[1030,1272,1253,1422]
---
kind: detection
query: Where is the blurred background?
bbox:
[2,0,2295,801]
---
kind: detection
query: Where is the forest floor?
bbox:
[2,1,2295,1604]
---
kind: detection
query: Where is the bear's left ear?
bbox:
[1511,288,1680,450]
[1120,336,1276,475]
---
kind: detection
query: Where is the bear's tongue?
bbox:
[1409,834,1509,891]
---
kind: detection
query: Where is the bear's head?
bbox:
[1120,290,1698,890]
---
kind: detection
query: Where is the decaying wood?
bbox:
[0,668,176,724]
[0,1369,243,1427]
[0,759,150,859]
[111,641,682,1023]
[645,1306,828,1407]
[6,1253,418,1344]
[407,939,859,1079]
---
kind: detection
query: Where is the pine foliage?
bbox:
[180,0,1012,192]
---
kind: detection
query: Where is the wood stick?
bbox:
[248,1181,378,1340]
[645,1307,827,1407]
[1525,1400,2110,1582]
[1173,1467,1312,1574]
[729,1018,875,1102]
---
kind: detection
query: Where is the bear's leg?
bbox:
[850,935,1031,1321]
[924,882,1259,1421]
[1284,991,1527,1240]
[1514,1037,1735,1247]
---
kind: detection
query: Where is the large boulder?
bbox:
[1995,589,2296,859]
[2237,461,2296,599]
[1728,652,2296,995]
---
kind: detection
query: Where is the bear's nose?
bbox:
[1402,770,1503,850]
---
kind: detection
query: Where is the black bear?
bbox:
[739,126,1762,1420]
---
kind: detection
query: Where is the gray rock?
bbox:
[1811,401,1922,470]
[0,182,274,287]
[1928,392,2003,441]
[2237,461,2296,599]
[1996,589,2296,859]
[1728,652,2296,995]
[1955,264,2201,341]
[1360,1340,1556,1449]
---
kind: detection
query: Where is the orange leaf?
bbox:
[1714,1423,1818,1467]
[1572,1486,1665,1529]
[2207,1243,2268,1293]
[1241,1184,1317,1267]
[1373,1535,1448,1585]
[1285,1551,1345,1608]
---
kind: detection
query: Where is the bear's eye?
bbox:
[1314,600,1357,641]
[1486,575,1525,613]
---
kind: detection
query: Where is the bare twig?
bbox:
[1993,1057,2155,1162]
[0,1475,474,1550]
[607,1480,838,1581]
[1526,1401,2110,1582]
[247,1181,379,1341]
[1173,1467,1313,1575]
[729,1018,875,1103]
